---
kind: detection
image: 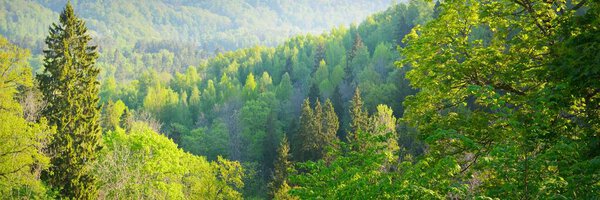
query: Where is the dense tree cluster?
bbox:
[88,2,430,197]
[0,3,244,199]
[0,0,397,82]
[288,0,600,199]
[2,0,598,199]
[1,0,395,52]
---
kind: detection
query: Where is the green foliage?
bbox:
[244,72,258,100]
[89,2,426,197]
[241,97,272,161]
[297,98,340,161]
[36,3,102,198]
[4,1,462,198]
[93,122,243,199]
[289,130,394,199]
[269,136,294,199]
[0,36,55,198]
[101,100,127,132]
[348,87,370,148]
[368,104,399,162]
[1,0,395,52]
[276,72,293,101]
[399,0,599,198]
[181,120,231,161]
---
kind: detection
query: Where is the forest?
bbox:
[1,0,598,199]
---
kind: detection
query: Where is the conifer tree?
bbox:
[310,100,324,159]
[348,87,369,150]
[298,99,314,161]
[269,136,292,199]
[37,2,102,198]
[331,86,347,138]
[308,83,320,107]
[313,43,325,75]
[322,99,340,161]
[298,98,340,161]
[347,32,364,64]
[119,107,132,132]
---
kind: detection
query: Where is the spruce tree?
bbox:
[347,32,364,65]
[298,99,315,161]
[269,136,292,199]
[37,2,102,198]
[309,100,324,160]
[308,83,320,107]
[313,43,325,75]
[298,98,340,161]
[322,99,340,161]
[348,87,369,151]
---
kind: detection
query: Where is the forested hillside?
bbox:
[1,0,598,199]
[95,1,433,197]
[1,0,394,52]
[1,0,398,83]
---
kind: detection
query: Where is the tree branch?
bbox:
[0,164,29,178]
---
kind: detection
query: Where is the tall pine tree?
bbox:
[37,2,102,198]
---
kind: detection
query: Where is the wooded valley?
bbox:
[0,0,598,199]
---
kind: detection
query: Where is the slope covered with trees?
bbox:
[1,0,395,52]
[95,1,434,198]
[1,0,399,90]
[1,0,599,199]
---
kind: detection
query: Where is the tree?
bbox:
[347,32,364,65]
[36,2,102,198]
[331,86,347,138]
[307,83,320,107]
[314,60,329,85]
[241,99,271,161]
[321,99,340,162]
[101,100,127,132]
[201,80,217,120]
[399,0,598,198]
[348,87,369,150]
[289,130,391,199]
[269,136,294,199]
[93,122,243,199]
[243,72,257,100]
[313,43,325,75]
[189,86,201,121]
[297,99,315,161]
[99,76,117,103]
[276,72,293,101]
[311,100,324,158]
[297,98,340,161]
[368,104,399,163]
[259,71,273,93]
[0,36,54,198]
